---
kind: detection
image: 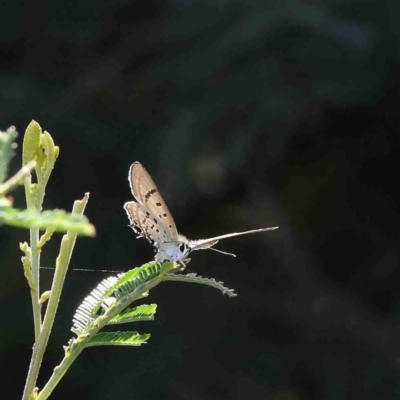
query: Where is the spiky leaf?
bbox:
[86,331,150,347]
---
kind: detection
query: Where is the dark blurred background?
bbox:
[1,1,399,399]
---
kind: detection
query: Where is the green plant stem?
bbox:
[24,173,44,342]
[22,194,90,400]
[37,345,84,400]
[25,166,53,341]
[0,160,36,197]
[30,226,42,341]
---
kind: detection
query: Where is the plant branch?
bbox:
[22,194,90,400]
[0,160,36,197]
[24,172,42,341]
[38,262,176,399]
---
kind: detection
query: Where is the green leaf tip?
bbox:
[74,192,90,211]
[23,120,41,166]
[22,120,59,188]
[38,131,58,168]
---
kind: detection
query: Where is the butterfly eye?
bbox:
[179,243,186,253]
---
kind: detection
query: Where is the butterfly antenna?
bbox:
[210,247,236,257]
[194,245,236,258]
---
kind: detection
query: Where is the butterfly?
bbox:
[124,162,278,267]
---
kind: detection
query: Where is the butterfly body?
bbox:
[124,162,278,267]
[155,236,190,264]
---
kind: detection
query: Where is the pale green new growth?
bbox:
[22,120,41,167]
[39,291,51,305]
[86,331,151,347]
[38,228,55,248]
[0,122,94,235]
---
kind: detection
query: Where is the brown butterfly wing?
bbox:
[128,162,178,240]
[124,201,171,245]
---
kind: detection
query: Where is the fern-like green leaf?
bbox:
[108,304,157,325]
[101,261,176,300]
[112,262,163,298]
[0,207,95,235]
[72,262,176,335]
[86,331,150,347]
[72,275,120,335]
[164,273,237,297]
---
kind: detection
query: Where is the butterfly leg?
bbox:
[177,259,190,271]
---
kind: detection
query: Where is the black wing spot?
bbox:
[145,189,157,200]
[156,202,162,207]
[163,213,167,217]
[169,225,172,228]
[156,229,159,233]
[153,218,157,224]
[150,224,154,229]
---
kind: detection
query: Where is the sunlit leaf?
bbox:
[109,304,157,325]
[86,331,151,347]
[0,207,95,236]
[22,120,40,166]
